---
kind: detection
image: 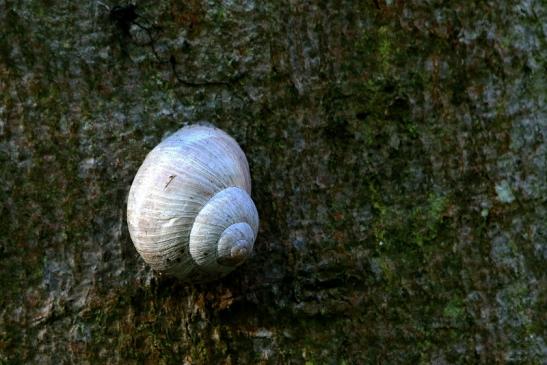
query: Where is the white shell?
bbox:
[127,125,259,282]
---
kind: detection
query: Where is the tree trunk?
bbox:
[1,0,545,363]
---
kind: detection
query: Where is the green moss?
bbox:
[368,184,450,251]
[443,297,465,320]
[378,26,393,73]
[411,193,450,247]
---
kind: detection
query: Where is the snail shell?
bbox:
[127,125,259,282]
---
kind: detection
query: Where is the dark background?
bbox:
[1,0,545,363]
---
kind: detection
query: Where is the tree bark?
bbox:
[0,0,545,363]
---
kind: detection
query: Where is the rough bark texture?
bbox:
[0,0,545,364]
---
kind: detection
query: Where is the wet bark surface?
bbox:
[0,0,545,363]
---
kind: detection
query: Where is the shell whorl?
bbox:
[127,125,259,281]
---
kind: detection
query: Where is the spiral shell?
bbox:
[127,125,259,282]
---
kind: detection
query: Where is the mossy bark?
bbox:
[0,0,545,364]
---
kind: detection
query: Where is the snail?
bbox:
[127,124,259,282]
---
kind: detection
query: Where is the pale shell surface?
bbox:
[127,125,259,281]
